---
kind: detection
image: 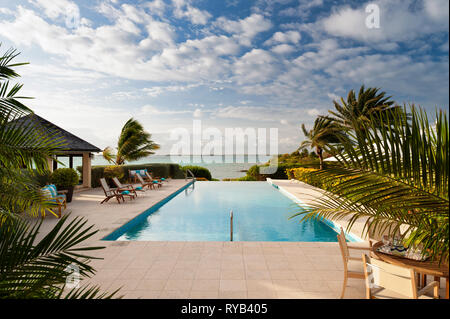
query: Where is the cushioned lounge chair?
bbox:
[100,178,134,204]
[144,171,163,188]
[135,174,154,190]
[112,177,143,197]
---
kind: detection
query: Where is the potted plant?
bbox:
[51,168,79,203]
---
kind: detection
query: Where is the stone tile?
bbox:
[116,267,148,280]
[195,268,221,280]
[269,270,297,280]
[245,269,271,280]
[159,290,191,299]
[246,280,274,292]
[191,280,220,291]
[272,279,302,291]
[300,281,332,292]
[219,291,247,299]
[164,279,194,291]
[221,269,246,280]
[144,268,172,280]
[135,279,167,291]
[189,291,219,299]
[219,280,247,292]
[169,268,196,280]
[247,291,277,299]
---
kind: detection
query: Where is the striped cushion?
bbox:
[47,185,57,198]
[41,187,53,199]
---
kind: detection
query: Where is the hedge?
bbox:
[182,165,212,181]
[286,167,358,191]
[246,163,306,180]
[77,163,185,188]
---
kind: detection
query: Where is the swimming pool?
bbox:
[104,181,341,242]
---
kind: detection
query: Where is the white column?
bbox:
[46,156,54,172]
[82,152,92,188]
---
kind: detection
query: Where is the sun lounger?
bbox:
[144,171,163,188]
[135,173,155,189]
[112,177,143,197]
[100,178,134,204]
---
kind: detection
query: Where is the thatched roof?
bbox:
[10,114,101,153]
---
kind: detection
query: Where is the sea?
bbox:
[58,155,273,180]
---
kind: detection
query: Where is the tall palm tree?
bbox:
[299,117,347,169]
[0,46,118,298]
[329,85,399,130]
[103,118,160,165]
[292,105,449,263]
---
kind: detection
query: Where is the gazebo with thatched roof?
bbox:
[10,114,101,188]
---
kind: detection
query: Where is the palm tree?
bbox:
[329,85,399,130]
[0,46,118,298]
[292,105,449,263]
[103,118,160,165]
[299,117,347,169]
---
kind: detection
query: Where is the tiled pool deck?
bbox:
[32,179,446,299]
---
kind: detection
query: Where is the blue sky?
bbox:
[0,0,448,154]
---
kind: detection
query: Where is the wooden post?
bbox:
[82,152,92,188]
[53,156,58,171]
[230,211,233,242]
[46,156,54,172]
[69,155,73,169]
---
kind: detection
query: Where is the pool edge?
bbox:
[102,180,195,241]
[266,178,364,242]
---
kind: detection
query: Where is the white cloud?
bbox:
[321,0,449,43]
[233,49,278,84]
[264,30,301,46]
[271,44,296,54]
[29,0,78,19]
[172,0,212,25]
[215,14,272,46]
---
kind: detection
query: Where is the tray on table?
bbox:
[376,245,429,262]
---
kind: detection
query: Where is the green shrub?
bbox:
[252,163,305,180]
[77,163,185,188]
[182,165,212,180]
[237,175,257,181]
[103,165,124,180]
[246,165,260,180]
[51,168,79,188]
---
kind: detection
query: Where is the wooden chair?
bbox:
[135,174,155,190]
[144,171,163,188]
[40,184,67,218]
[112,177,142,197]
[337,227,372,298]
[99,178,133,204]
[362,254,440,299]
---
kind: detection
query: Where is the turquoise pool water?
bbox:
[108,182,339,242]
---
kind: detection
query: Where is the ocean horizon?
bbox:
[57,154,274,180]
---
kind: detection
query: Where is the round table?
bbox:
[371,242,449,299]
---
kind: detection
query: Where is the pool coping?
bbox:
[266,178,363,242]
[102,180,196,240]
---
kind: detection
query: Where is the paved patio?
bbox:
[32,179,446,299]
